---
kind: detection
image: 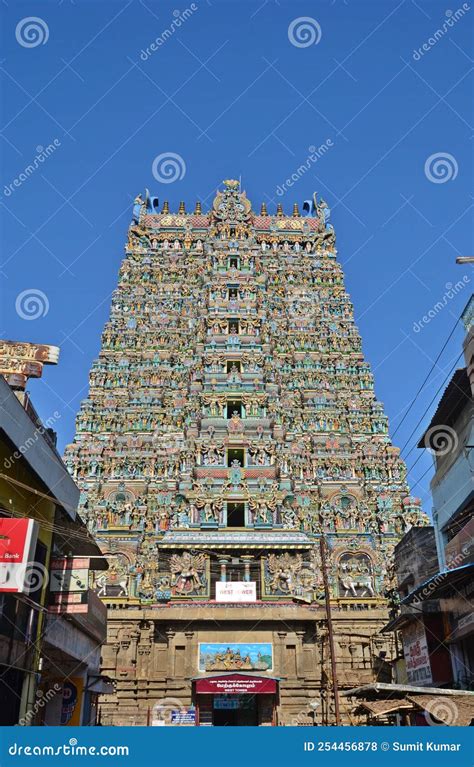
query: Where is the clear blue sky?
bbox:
[1,0,473,512]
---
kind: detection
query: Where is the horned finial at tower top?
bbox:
[276,203,284,217]
[194,201,202,214]
[161,201,169,214]
[178,201,186,214]
[293,203,300,217]
[223,179,240,190]
[260,202,268,215]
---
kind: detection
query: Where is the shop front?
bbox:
[193,673,278,726]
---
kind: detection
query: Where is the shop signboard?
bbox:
[402,622,433,685]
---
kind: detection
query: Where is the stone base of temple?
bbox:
[98,604,394,726]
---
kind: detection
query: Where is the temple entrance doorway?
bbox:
[212,694,258,726]
[194,674,278,726]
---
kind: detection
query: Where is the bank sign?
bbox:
[0,518,38,593]
[402,622,433,685]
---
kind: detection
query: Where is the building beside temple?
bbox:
[0,342,109,726]
[348,296,474,725]
[391,296,473,693]
[65,180,428,726]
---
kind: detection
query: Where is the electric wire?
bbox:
[391,315,460,438]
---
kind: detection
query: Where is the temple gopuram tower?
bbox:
[65,180,427,726]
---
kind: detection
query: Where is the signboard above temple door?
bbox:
[215,581,256,602]
[195,674,277,695]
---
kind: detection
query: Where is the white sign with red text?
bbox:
[215,581,256,602]
[402,622,433,685]
[0,518,39,593]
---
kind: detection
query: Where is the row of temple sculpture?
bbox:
[81,484,424,536]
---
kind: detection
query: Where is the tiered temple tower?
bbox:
[65,180,427,726]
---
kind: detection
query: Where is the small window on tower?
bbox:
[227,400,242,418]
[226,502,246,528]
[228,287,238,300]
[228,319,239,334]
[229,257,239,269]
[227,448,245,467]
[226,360,241,373]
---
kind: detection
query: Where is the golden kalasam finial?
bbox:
[161,201,170,214]
[194,201,202,214]
[260,202,268,215]
[178,201,186,214]
[276,203,284,217]
[223,179,240,189]
[293,203,300,217]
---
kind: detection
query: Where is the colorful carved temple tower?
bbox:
[65,180,427,726]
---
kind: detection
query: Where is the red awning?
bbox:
[195,673,277,695]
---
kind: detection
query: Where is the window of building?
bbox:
[227,399,242,418]
[227,448,245,467]
[228,319,239,334]
[228,257,239,269]
[228,287,238,300]
[226,502,246,528]
[226,360,241,373]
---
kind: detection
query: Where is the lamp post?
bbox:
[319,535,341,725]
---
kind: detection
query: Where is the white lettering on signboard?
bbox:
[0,518,39,593]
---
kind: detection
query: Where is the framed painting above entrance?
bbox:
[198,643,273,672]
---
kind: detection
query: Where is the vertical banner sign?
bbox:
[0,518,39,593]
[402,622,433,685]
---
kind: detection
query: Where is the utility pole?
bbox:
[319,535,341,725]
